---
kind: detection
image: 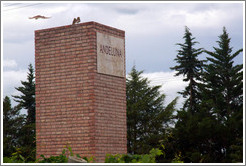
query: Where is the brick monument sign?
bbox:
[35,22,127,162]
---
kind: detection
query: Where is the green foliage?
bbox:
[105,148,163,163]
[3,96,25,157]
[4,146,78,163]
[229,137,243,163]
[39,150,68,163]
[169,26,206,163]
[204,27,243,122]
[127,66,177,154]
[11,63,36,162]
[156,133,180,162]
[170,26,203,112]
[3,148,25,163]
[13,63,36,124]
[171,152,183,163]
[67,145,74,156]
[3,147,36,163]
[81,156,95,163]
[171,27,243,163]
[3,156,24,163]
[202,27,243,162]
[37,145,94,163]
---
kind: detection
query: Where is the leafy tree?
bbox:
[170,26,203,113]
[3,96,24,157]
[12,63,36,161]
[105,148,163,163]
[126,66,177,155]
[203,27,243,162]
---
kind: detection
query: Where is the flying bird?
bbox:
[29,15,51,19]
[72,17,80,25]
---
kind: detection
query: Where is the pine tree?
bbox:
[170,26,219,162]
[203,27,243,162]
[12,64,36,161]
[170,26,203,113]
[3,96,24,157]
[13,64,35,124]
[173,101,225,162]
[127,66,177,155]
[204,27,243,122]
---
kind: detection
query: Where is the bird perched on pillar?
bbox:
[72,17,80,25]
[29,15,51,19]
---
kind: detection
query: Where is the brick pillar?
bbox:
[35,22,126,162]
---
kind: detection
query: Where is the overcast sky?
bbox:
[1,1,244,110]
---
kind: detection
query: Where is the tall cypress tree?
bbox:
[203,27,243,162]
[127,66,177,155]
[12,64,36,161]
[170,26,203,113]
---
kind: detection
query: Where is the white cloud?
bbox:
[2,3,243,41]
[3,41,35,70]
[3,59,17,68]
[143,71,187,109]
[3,69,27,98]
[126,70,187,108]
[112,3,243,38]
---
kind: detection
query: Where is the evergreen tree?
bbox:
[203,27,243,162]
[12,64,36,161]
[204,27,243,123]
[169,26,231,162]
[171,27,243,163]
[13,64,35,124]
[3,96,24,157]
[173,101,225,162]
[127,66,177,155]
[170,26,203,113]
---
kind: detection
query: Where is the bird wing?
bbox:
[42,16,51,19]
[29,15,41,19]
[29,15,51,19]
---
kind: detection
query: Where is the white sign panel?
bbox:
[97,32,125,77]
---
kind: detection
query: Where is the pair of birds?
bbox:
[29,15,80,25]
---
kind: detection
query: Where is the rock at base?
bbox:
[68,156,87,163]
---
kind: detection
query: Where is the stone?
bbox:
[67,156,87,163]
[97,31,125,77]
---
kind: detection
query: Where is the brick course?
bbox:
[35,22,126,162]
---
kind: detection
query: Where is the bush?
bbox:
[37,145,94,163]
[4,146,180,163]
[105,148,163,163]
[38,149,68,163]
[3,148,27,163]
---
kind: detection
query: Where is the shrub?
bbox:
[105,148,163,163]
[38,149,68,163]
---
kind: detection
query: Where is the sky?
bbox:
[1,1,244,110]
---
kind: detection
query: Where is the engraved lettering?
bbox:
[99,44,122,57]
[100,45,103,53]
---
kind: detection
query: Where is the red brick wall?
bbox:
[35,22,126,162]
